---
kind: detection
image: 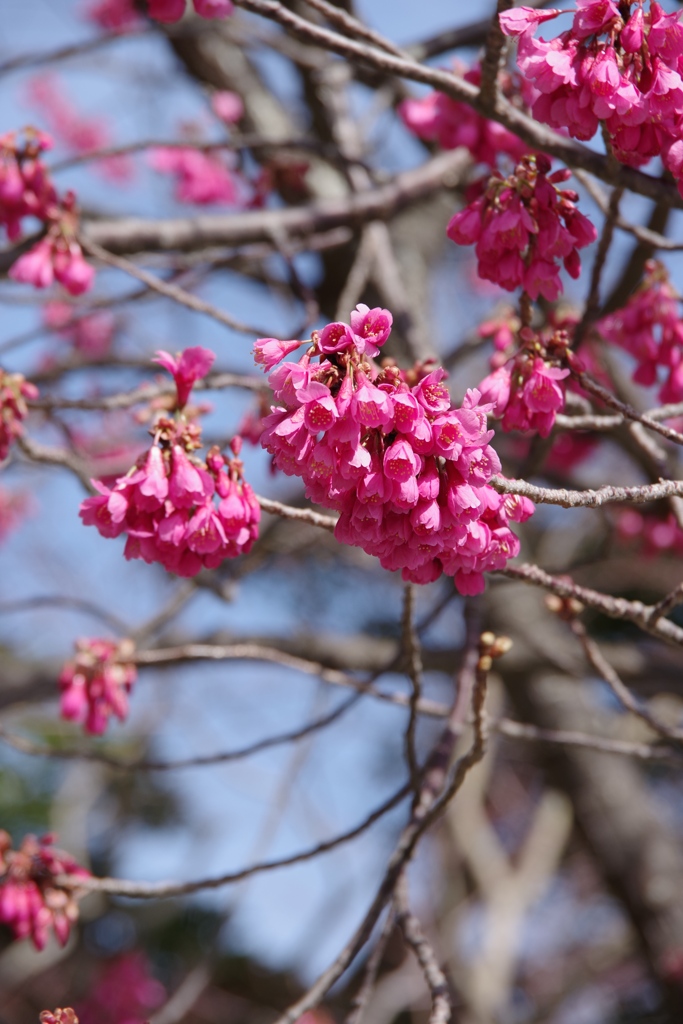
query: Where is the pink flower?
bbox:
[257,309,532,594]
[193,0,233,16]
[0,832,89,950]
[9,240,54,289]
[573,0,620,40]
[147,0,185,20]
[59,638,137,735]
[85,0,141,31]
[253,337,301,371]
[0,367,38,460]
[53,244,95,296]
[318,321,356,354]
[154,346,215,407]
[499,7,562,36]
[211,90,243,123]
[349,303,393,357]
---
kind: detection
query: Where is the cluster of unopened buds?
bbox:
[0,832,88,951]
[447,154,596,300]
[80,347,260,578]
[86,0,232,29]
[597,260,683,403]
[501,2,683,191]
[255,305,533,594]
[59,638,137,736]
[1,129,93,295]
[400,63,528,168]
[0,367,38,461]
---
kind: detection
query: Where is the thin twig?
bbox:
[499,563,683,647]
[490,475,683,508]
[402,584,423,794]
[569,367,683,447]
[345,905,397,1024]
[574,184,624,344]
[57,781,412,896]
[395,876,451,1024]
[650,583,683,627]
[570,619,683,743]
[79,239,266,335]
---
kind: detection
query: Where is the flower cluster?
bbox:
[479,345,570,436]
[501,3,683,189]
[149,146,242,206]
[1,129,94,295]
[447,154,596,300]
[0,832,89,951]
[0,486,31,543]
[617,507,683,556]
[86,0,232,28]
[0,367,38,461]
[76,953,166,1024]
[59,638,137,736]
[400,63,528,167]
[43,301,116,359]
[597,260,683,403]
[79,347,260,577]
[26,75,132,182]
[256,306,533,594]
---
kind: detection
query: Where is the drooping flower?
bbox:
[59,638,137,735]
[0,832,89,951]
[257,309,532,594]
[80,349,259,577]
[447,154,596,300]
[0,367,38,460]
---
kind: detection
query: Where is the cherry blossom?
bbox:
[446,154,596,300]
[597,260,683,403]
[501,2,683,191]
[59,638,137,735]
[400,63,528,168]
[0,367,38,461]
[0,832,89,951]
[80,349,260,576]
[258,307,533,594]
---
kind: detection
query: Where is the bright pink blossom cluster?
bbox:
[43,301,115,359]
[501,3,683,189]
[447,154,596,300]
[0,832,89,951]
[1,129,94,295]
[77,953,166,1024]
[400,64,528,167]
[80,347,260,577]
[256,306,533,594]
[597,260,683,403]
[479,340,570,437]
[617,507,683,556]
[86,0,232,29]
[149,147,242,206]
[26,75,132,182]
[0,367,38,461]
[59,637,137,735]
